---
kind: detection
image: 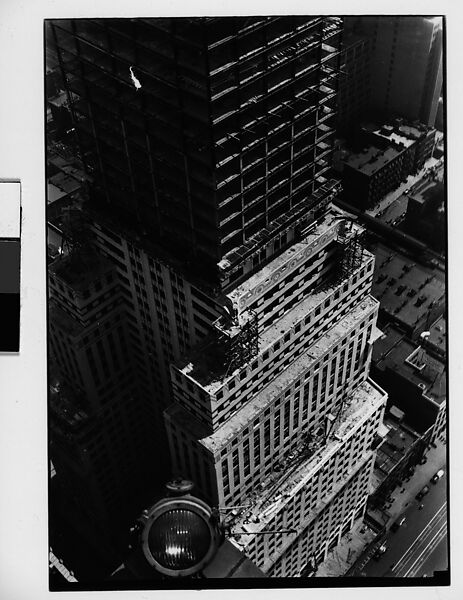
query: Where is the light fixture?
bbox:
[139,481,221,577]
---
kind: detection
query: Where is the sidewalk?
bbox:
[369,439,446,527]
[317,440,447,576]
[316,518,377,577]
[366,155,442,219]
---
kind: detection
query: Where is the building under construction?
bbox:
[166,209,387,575]
[47,16,388,579]
[47,16,340,287]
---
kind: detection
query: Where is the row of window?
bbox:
[208,265,373,425]
[217,318,375,503]
[172,266,373,437]
[264,459,372,574]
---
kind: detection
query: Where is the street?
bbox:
[360,470,448,579]
[365,155,443,223]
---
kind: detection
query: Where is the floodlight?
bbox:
[139,486,221,577]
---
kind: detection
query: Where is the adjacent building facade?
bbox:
[341,119,436,209]
[336,30,371,136]
[47,16,388,578]
[340,16,443,131]
[368,409,427,513]
[372,323,446,446]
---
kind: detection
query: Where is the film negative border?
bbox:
[0,180,21,352]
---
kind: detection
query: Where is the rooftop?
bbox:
[48,182,69,205]
[372,324,405,362]
[408,179,444,208]
[425,315,446,357]
[374,416,419,478]
[371,242,445,330]
[48,90,69,109]
[49,170,82,196]
[345,145,401,176]
[363,122,417,149]
[373,324,446,406]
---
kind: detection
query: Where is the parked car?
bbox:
[373,544,387,560]
[416,486,430,501]
[431,469,445,483]
[391,516,406,532]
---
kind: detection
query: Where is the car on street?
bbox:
[416,485,430,501]
[373,544,387,560]
[431,469,445,483]
[391,516,406,532]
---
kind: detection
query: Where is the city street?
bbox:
[360,470,448,578]
[365,155,443,223]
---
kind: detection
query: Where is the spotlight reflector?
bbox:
[140,494,220,577]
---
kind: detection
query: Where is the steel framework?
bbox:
[335,223,365,283]
[218,311,260,375]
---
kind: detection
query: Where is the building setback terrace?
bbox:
[226,209,342,314]
[197,294,378,453]
[49,251,115,292]
[177,218,369,394]
[228,378,385,537]
[259,253,374,351]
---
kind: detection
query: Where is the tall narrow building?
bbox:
[165,215,386,575]
[47,16,387,578]
[339,16,443,129]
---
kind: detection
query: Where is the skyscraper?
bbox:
[48,17,339,285]
[340,16,443,130]
[336,28,371,136]
[47,16,387,578]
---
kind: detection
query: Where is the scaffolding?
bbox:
[335,221,365,284]
[215,310,260,375]
[227,312,259,374]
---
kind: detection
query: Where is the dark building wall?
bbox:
[336,33,371,136]
[46,16,348,579]
[48,17,340,285]
[371,365,439,435]
[404,182,445,253]
[342,150,407,209]
[341,163,371,208]
[358,17,442,126]
[339,17,443,129]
